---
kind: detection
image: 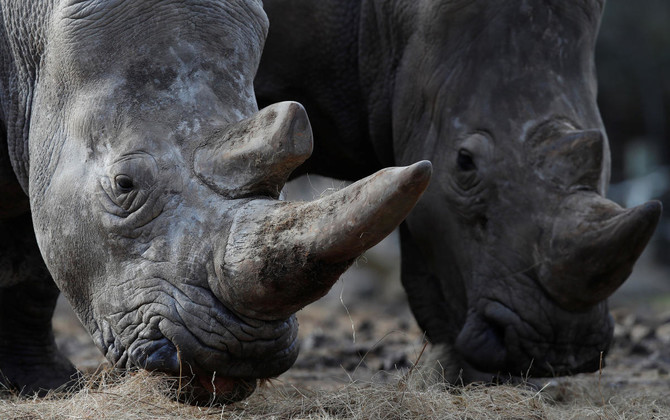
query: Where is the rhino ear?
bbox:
[194,101,313,198]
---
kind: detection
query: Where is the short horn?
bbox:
[535,129,605,190]
[211,161,433,320]
[194,101,312,198]
[539,193,662,311]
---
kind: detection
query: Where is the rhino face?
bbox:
[392,0,661,378]
[26,0,431,403]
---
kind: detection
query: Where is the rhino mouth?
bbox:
[454,297,613,379]
[182,370,258,405]
[123,329,298,404]
[95,272,300,404]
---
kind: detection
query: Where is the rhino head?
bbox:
[25,0,430,403]
[371,0,661,379]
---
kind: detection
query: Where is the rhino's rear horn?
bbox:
[194,101,313,198]
[539,194,662,311]
[536,129,605,190]
[212,161,433,320]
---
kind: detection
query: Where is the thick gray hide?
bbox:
[255,0,662,381]
[0,0,431,404]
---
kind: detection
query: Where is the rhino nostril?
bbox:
[129,338,180,373]
[485,317,505,346]
[468,324,506,372]
[455,309,508,372]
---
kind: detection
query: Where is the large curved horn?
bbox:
[539,193,662,311]
[194,101,312,198]
[210,161,433,320]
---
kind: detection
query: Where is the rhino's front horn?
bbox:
[194,101,312,198]
[211,161,433,320]
[539,193,662,311]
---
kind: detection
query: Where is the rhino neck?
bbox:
[255,0,384,181]
[0,0,56,194]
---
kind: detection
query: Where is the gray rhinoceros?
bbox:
[254,0,662,381]
[0,0,431,403]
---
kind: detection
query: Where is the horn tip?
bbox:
[403,160,433,191]
[643,199,663,217]
[635,199,663,230]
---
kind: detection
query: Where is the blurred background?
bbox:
[596,0,670,304]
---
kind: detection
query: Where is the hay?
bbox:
[2,366,669,420]
[13,284,670,419]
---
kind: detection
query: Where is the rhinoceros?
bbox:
[0,0,432,403]
[254,0,662,381]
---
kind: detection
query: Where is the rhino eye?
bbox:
[457,149,476,171]
[114,175,134,192]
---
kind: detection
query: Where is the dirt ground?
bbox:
[42,228,670,418]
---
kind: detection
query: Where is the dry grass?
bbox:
[18,272,670,419]
[2,366,669,420]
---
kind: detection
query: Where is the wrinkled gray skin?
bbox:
[255,0,662,381]
[0,0,432,403]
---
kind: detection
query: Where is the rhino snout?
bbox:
[455,300,612,378]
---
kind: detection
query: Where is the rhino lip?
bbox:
[454,300,610,378]
[179,370,258,405]
[125,339,261,405]
[123,318,298,404]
